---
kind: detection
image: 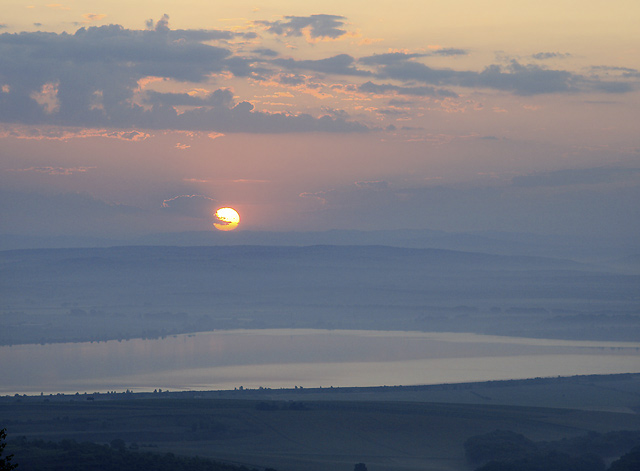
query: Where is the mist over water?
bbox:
[3,329,639,395]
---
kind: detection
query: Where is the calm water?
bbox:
[3,329,640,395]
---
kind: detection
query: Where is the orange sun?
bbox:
[213,207,240,231]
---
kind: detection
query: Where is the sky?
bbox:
[1,0,639,240]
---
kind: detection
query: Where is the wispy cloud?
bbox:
[0,126,151,141]
[161,194,218,218]
[8,166,96,175]
[46,3,71,10]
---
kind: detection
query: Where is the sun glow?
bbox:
[213,207,240,231]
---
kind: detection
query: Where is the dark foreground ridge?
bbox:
[2,374,640,471]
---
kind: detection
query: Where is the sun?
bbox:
[213,207,240,231]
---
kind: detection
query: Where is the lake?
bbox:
[3,329,640,395]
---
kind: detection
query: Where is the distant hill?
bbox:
[2,245,638,345]
[2,228,638,262]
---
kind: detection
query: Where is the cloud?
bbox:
[125,97,369,133]
[231,179,269,183]
[359,49,467,66]
[374,108,409,116]
[354,180,389,190]
[0,22,233,129]
[46,4,71,10]
[75,13,107,25]
[299,190,332,205]
[359,52,428,66]
[161,194,217,218]
[531,52,571,60]
[252,48,279,57]
[0,126,151,141]
[590,65,640,79]
[84,13,107,22]
[1,15,635,136]
[273,54,372,77]
[387,98,415,106]
[377,60,579,95]
[255,14,349,41]
[276,73,307,85]
[8,166,95,175]
[359,81,457,98]
[0,22,369,133]
[432,48,468,56]
[144,88,235,107]
[371,58,635,95]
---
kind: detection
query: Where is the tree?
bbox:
[609,446,640,471]
[0,428,18,471]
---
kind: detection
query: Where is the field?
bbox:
[3,374,640,471]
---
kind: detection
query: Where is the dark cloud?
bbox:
[369,58,636,95]
[433,48,468,56]
[273,54,372,77]
[87,97,366,133]
[359,81,458,97]
[591,81,633,93]
[144,89,234,107]
[252,48,279,57]
[531,52,571,60]
[375,108,409,116]
[277,73,306,85]
[320,107,350,119]
[358,50,637,95]
[376,60,584,95]
[0,15,635,135]
[167,102,369,133]
[0,22,369,133]
[359,49,466,66]
[590,65,640,79]
[387,98,415,106]
[359,52,428,66]
[256,14,348,40]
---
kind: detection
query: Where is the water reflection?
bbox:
[3,329,640,395]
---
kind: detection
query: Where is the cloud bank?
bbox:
[0,14,636,134]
